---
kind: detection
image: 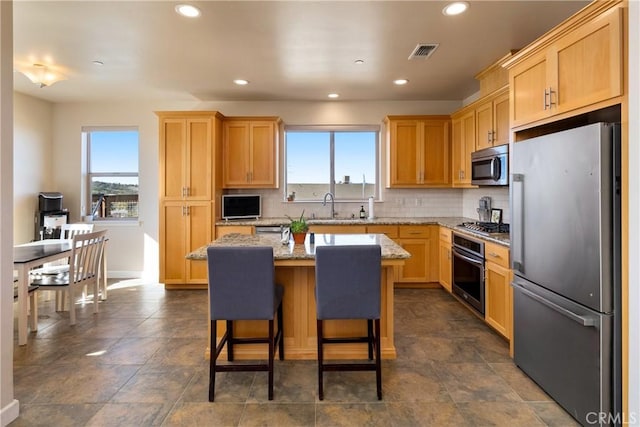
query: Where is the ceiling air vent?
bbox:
[408,43,439,60]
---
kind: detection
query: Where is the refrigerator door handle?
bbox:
[511,173,524,273]
[515,282,599,327]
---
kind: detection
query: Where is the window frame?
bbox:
[284,125,380,202]
[83,126,140,221]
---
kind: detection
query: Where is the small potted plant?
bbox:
[286,210,309,244]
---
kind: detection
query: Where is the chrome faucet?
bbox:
[322,192,336,218]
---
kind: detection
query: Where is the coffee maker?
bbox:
[34,192,69,240]
[477,196,492,222]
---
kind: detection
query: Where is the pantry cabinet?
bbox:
[484,241,512,339]
[157,111,224,289]
[386,116,450,188]
[438,227,452,292]
[475,88,510,150]
[223,118,280,188]
[507,6,623,128]
[451,108,475,187]
[160,201,213,288]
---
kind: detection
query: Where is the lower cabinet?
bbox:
[160,201,212,289]
[216,225,254,238]
[484,241,513,340]
[438,227,452,292]
[397,225,438,285]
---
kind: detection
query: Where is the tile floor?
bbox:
[11,281,579,426]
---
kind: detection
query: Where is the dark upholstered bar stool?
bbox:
[314,244,382,400]
[206,246,284,401]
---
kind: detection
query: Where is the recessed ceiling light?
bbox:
[394,79,409,85]
[442,2,469,16]
[328,93,340,99]
[175,4,201,18]
[233,79,249,85]
[354,59,364,65]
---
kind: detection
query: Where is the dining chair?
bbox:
[30,229,107,326]
[314,244,382,400]
[206,246,284,401]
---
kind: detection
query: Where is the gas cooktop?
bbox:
[458,221,510,236]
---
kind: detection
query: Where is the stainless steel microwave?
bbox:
[471,144,508,186]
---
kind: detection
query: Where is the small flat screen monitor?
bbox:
[222,195,261,220]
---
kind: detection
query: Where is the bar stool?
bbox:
[206,246,284,401]
[314,244,382,400]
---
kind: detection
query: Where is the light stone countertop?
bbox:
[186,233,411,261]
[216,216,510,247]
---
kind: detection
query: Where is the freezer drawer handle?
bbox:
[516,283,598,327]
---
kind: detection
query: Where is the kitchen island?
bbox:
[187,232,410,360]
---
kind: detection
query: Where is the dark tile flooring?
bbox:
[11,281,579,426]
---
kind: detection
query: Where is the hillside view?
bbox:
[92,181,138,195]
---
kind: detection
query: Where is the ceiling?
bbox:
[13,1,590,104]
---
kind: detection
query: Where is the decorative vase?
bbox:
[292,232,307,244]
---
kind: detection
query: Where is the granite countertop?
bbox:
[216,216,510,247]
[186,233,411,261]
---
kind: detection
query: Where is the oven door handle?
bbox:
[452,249,484,267]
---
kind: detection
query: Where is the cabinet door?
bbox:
[160,119,186,200]
[422,119,450,186]
[475,100,493,151]
[492,91,510,147]
[397,238,430,283]
[388,120,420,186]
[160,202,187,283]
[223,122,250,186]
[186,118,213,200]
[485,261,512,339]
[185,202,212,283]
[216,225,254,238]
[552,8,623,115]
[510,50,550,127]
[438,240,452,292]
[308,225,367,234]
[451,111,475,187]
[249,121,277,187]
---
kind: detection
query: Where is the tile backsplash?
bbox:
[225,186,509,222]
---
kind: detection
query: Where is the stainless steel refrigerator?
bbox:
[511,122,621,426]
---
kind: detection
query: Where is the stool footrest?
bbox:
[215,364,269,372]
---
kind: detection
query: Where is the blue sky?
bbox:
[286,131,376,183]
[89,130,139,186]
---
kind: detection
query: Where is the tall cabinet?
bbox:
[157,111,224,289]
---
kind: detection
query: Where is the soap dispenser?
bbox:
[359,205,366,219]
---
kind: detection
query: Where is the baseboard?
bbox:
[107,270,143,279]
[1,399,19,427]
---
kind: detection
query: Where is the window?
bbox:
[84,127,139,219]
[285,126,378,201]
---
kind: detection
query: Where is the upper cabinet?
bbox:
[506,4,623,128]
[386,116,450,188]
[451,108,475,187]
[158,112,223,201]
[223,118,281,188]
[475,88,510,150]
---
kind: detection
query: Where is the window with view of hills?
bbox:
[84,127,139,220]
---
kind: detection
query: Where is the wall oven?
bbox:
[452,232,485,315]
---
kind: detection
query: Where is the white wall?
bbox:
[13,93,53,244]
[0,1,18,425]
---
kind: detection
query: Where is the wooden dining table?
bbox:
[13,239,73,345]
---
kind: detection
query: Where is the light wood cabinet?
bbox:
[223,118,280,188]
[386,116,450,188]
[475,88,510,150]
[438,227,452,292]
[366,225,399,239]
[159,116,214,201]
[308,224,367,234]
[216,225,254,238]
[484,241,512,339]
[507,6,623,128]
[157,111,223,289]
[160,201,212,289]
[451,108,475,187]
[397,225,438,284]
